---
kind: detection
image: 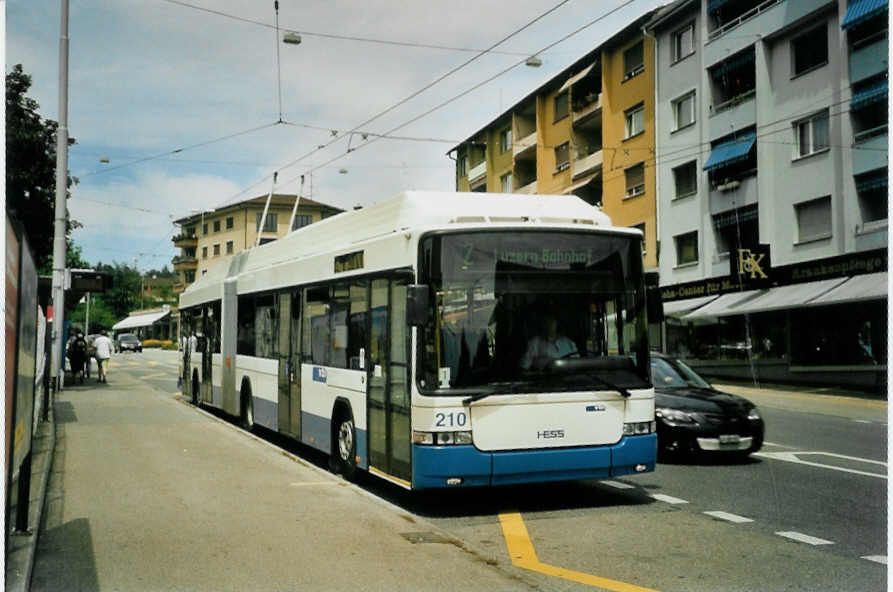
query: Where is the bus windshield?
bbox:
[418,230,651,395]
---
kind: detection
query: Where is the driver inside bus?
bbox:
[520,313,578,370]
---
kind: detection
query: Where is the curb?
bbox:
[5,393,56,592]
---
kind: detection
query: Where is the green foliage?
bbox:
[6,64,79,271]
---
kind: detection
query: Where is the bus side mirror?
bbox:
[406,284,431,327]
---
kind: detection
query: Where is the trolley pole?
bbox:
[50,0,70,391]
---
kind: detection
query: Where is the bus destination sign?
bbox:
[334,251,364,273]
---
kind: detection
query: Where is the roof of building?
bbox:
[174,194,343,225]
[645,0,697,31]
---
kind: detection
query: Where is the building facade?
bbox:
[649,0,887,390]
[172,195,342,293]
[451,11,660,270]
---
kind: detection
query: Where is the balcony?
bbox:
[513,131,537,160]
[172,233,197,248]
[853,126,888,176]
[173,282,186,294]
[572,149,603,180]
[572,92,602,125]
[468,160,487,184]
[172,255,198,271]
[705,0,835,68]
[515,180,537,194]
[850,33,888,84]
[708,172,758,216]
[708,90,756,141]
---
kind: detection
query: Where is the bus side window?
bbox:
[348,282,368,370]
[237,295,256,356]
[304,286,330,365]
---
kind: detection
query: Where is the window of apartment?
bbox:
[672,91,696,131]
[856,170,888,225]
[793,110,829,159]
[792,24,828,76]
[713,205,759,254]
[554,142,570,172]
[499,128,512,153]
[202,223,208,235]
[213,243,220,256]
[500,172,513,192]
[672,23,695,63]
[623,41,644,79]
[212,219,220,233]
[674,231,698,266]
[292,214,313,230]
[184,247,196,258]
[185,226,196,237]
[554,91,569,122]
[795,196,832,243]
[185,270,195,283]
[457,154,467,177]
[673,161,697,198]
[632,222,646,255]
[226,240,234,254]
[202,246,208,259]
[625,162,645,197]
[256,212,278,232]
[226,216,234,229]
[625,103,645,138]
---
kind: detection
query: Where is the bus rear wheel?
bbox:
[334,414,357,480]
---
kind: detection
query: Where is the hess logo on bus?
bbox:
[537,429,565,439]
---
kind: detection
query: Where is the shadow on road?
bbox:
[30,518,100,592]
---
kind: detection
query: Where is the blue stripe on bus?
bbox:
[252,396,278,431]
[299,411,368,469]
[410,434,657,489]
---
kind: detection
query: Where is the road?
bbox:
[32,349,887,591]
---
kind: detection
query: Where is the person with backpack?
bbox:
[68,331,88,384]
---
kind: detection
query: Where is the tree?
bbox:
[6,64,78,272]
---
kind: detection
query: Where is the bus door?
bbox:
[367,277,411,482]
[202,302,220,404]
[277,291,302,439]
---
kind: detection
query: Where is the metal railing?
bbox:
[854,124,888,144]
[708,0,782,41]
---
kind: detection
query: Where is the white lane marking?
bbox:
[753,451,887,479]
[851,419,872,424]
[704,511,753,524]
[762,441,798,449]
[861,555,887,565]
[651,494,688,504]
[600,480,636,490]
[776,531,834,546]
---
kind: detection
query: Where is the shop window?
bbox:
[673,161,697,198]
[792,24,828,76]
[795,196,832,243]
[791,302,886,366]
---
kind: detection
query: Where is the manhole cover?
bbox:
[400,531,451,544]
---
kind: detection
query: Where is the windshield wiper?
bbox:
[587,374,632,398]
[461,381,524,405]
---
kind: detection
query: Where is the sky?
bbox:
[8,0,665,271]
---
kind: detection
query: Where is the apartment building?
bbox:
[171,194,342,293]
[649,0,887,390]
[451,9,660,269]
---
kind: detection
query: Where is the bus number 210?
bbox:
[435,412,467,427]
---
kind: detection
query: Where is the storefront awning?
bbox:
[723,278,849,316]
[806,272,888,306]
[851,78,888,110]
[682,289,763,320]
[703,131,756,172]
[841,0,888,29]
[112,309,170,331]
[663,295,720,318]
[558,63,596,93]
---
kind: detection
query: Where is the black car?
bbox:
[651,355,764,458]
[116,333,143,353]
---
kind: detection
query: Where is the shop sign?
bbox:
[730,244,771,288]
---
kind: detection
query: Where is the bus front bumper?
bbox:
[410,434,656,489]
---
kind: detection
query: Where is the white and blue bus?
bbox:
[179,191,658,489]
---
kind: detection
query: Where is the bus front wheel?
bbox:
[334,412,357,480]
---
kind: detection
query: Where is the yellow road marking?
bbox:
[498,513,660,592]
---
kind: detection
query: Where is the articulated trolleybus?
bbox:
[179,191,657,489]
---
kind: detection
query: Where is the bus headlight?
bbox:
[413,430,473,446]
[623,421,656,435]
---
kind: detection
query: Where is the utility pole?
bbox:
[50,0,70,391]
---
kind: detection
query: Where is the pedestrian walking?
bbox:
[93,330,113,383]
[68,331,88,384]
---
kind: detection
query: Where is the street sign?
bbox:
[65,269,112,293]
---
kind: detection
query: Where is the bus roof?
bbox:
[180,191,615,307]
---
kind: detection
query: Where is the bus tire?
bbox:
[239,380,254,430]
[191,370,200,406]
[333,406,357,480]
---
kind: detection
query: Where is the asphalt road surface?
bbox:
[32,349,887,591]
